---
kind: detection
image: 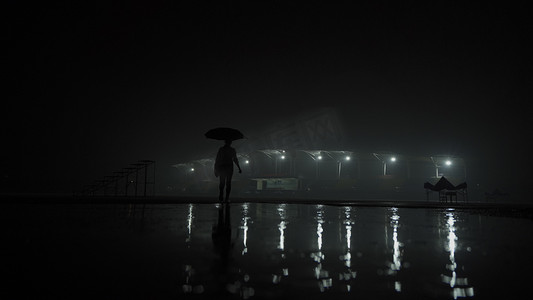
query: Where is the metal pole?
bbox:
[125,171,129,196]
[114,177,118,196]
[131,163,144,197]
[135,168,139,197]
[144,163,148,197]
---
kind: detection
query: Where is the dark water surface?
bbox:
[2,202,532,299]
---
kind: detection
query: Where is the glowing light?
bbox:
[312,205,331,290]
[446,160,452,166]
[395,281,402,292]
[277,204,287,251]
[278,220,286,250]
[243,218,248,248]
[391,207,402,272]
[317,209,324,251]
[446,212,458,285]
[241,203,249,255]
[186,204,194,243]
[190,168,195,172]
[343,206,353,267]
[317,155,323,160]
[453,287,475,298]
[343,207,353,248]
[345,156,351,161]
[245,160,249,164]
[441,211,473,298]
[280,155,285,160]
[390,157,396,162]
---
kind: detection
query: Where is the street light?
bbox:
[338,155,351,179]
[373,153,396,176]
[315,154,323,179]
[383,156,396,175]
[274,151,287,176]
[431,157,453,178]
[300,150,323,179]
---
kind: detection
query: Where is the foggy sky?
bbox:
[3,1,531,196]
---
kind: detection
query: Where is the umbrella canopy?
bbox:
[205,127,244,141]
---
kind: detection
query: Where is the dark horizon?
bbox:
[3,2,531,200]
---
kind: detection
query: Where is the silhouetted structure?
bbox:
[424,176,468,203]
[173,150,467,200]
[78,160,155,197]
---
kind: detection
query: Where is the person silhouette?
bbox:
[214,139,242,202]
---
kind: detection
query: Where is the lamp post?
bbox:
[386,157,396,176]
[338,155,351,179]
[431,157,452,178]
[316,155,322,179]
[373,153,394,176]
[275,154,286,176]
[380,156,396,176]
[280,154,285,176]
[441,160,452,177]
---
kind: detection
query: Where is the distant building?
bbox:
[172,150,466,200]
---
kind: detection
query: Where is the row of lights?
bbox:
[189,157,452,172]
[387,156,452,166]
[315,155,351,161]
[250,155,353,162]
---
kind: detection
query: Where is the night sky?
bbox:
[3,1,531,197]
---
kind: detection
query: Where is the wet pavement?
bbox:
[2,201,532,299]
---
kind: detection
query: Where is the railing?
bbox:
[77,160,155,197]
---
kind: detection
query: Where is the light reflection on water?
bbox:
[241,203,249,255]
[339,206,356,292]
[168,202,533,299]
[387,207,403,292]
[186,203,194,241]
[312,205,332,291]
[14,202,530,299]
[273,204,288,284]
[441,209,475,299]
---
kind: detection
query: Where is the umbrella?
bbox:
[205,127,244,141]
